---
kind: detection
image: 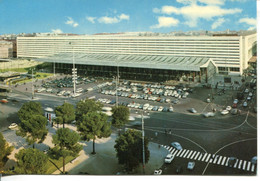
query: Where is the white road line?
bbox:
[197,153,204,161]
[201,153,208,162]
[221,157,226,165]
[186,151,193,159]
[242,161,247,170]
[176,150,182,157]
[217,156,223,165]
[183,150,190,158]
[172,150,179,156]
[194,152,201,160]
[238,160,243,169]
[233,159,239,168]
[225,158,230,166]
[190,151,197,160]
[251,164,255,172]
[179,149,186,157]
[170,148,175,154]
[168,147,173,153]
[205,154,211,162]
[213,156,219,164]
[247,162,251,171]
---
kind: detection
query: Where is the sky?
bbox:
[0,0,257,35]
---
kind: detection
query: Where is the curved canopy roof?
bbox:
[36,53,215,71]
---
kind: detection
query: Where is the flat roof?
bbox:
[35,53,214,72]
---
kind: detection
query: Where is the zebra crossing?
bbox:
[163,145,256,173]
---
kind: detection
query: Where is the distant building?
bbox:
[0,40,13,58]
[16,32,256,83]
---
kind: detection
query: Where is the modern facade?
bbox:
[0,40,13,58]
[16,32,256,82]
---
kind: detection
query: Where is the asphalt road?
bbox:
[0,75,257,176]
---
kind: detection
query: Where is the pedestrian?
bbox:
[155,132,158,137]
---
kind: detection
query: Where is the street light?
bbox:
[31,68,35,99]
[141,110,145,174]
[69,42,77,97]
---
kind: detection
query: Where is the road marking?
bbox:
[213,156,219,164]
[205,154,211,162]
[238,160,243,169]
[190,151,197,160]
[217,156,223,165]
[251,164,255,172]
[197,153,203,161]
[201,153,208,162]
[170,148,175,154]
[247,162,251,171]
[186,151,193,159]
[225,158,230,166]
[194,152,200,160]
[176,150,182,157]
[242,161,247,170]
[169,147,173,153]
[179,149,186,157]
[183,150,190,158]
[233,159,239,168]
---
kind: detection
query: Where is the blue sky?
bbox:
[0,0,257,34]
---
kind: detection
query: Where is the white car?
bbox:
[154,169,162,175]
[158,106,163,112]
[164,154,174,163]
[249,92,253,97]
[187,162,195,170]
[169,107,174,112]
[245,89,249,93]
[247,97,251,101]
[226,106,232,111]
[203,112,215,118]
[221,110,229,115]
[147,105,154,111]
[243,102,248,107]
[233,99,239,104]
[9,123,18,129]
[188,108,197,113]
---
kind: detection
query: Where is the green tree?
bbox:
[111,105,130,128]
[15,148,48,174]
[114,129,150,172]
[16,114,48,148]
[0,133,14,173]
[76,111,111,154]
[18,101,43,121]
[54,102,75,128]
[52,128,82,174]
[75,98,102,121]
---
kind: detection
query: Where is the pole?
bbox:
[142,111,145,174]
[72,46,76,97]
[116,65,119,107]
[32,68,34,99]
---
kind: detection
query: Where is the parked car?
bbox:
[162,107,168,112]
[0,99,8,103]
[203,112,215,118]
[8,123,18,129]
[249,92,253,97]
[245,89,249,93]
[154,169,162,175]
[230,109,238,115]
[233,99,239,104]
[173,100,179,104]
[251,156,257,165]
[232,103,237,108]
[226,106,232,111]
[221,110,229,115]
[169,107,174,112]
[171,142,182,150]
[247,96,251,101]
[165,154,174,163]
[158,106,164,112]
[188,108,197,113]
[243,102,248,107]
[187,162,195,170]
[152,106,158,111]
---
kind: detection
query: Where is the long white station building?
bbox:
[17,32,256,78]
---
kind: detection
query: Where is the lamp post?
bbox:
[70,42,77,97]
[31,68,34,99]
[141,110,145,174]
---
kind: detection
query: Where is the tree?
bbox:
[114,129,150,172]
[52,128,82,174]
[0,133,14,172]
[16,114,48,148]
[18,101,43,121]
[111,105,130,128]
[15,148,48,174]
[54,102,75,128]
[76,111,111,154]
[75,98,102,121]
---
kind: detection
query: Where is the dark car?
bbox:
[162,107,168,112]
[109,100,116,104]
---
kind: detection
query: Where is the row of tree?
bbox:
[0,98,150,174]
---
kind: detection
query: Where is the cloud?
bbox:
[211,18,225,29]
[239,17,257,30]
[98,13,130,24]
[86,16,96,23]
[153,3,242,27]
[51,29,63,34]
[65,17,79,27]
[151,16,179,29]
[239,17,257,26]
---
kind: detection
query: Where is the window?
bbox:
[230,67,240,72]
